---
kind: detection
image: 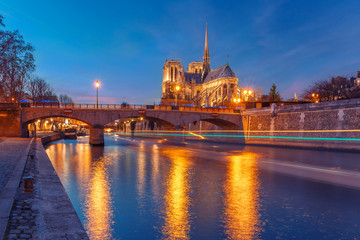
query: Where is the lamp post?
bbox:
[243,90,252,101]
[233,98,241,109]
[175,85,181,105]
[95,80,100,108]
[312,93,319,103]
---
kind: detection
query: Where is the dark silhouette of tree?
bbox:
[301,76,360,102]
[121,102,129,108]
[27,76,55,103]
[59,94,73,104]
[269,84,281,101]
[0,15,35,102]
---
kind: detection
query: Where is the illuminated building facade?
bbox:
[161,23,242,107]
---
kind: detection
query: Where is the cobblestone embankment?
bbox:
[1,137,88,240]
[0,138,32,240]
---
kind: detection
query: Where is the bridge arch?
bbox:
[197,118,239,130]
[106,113,177,130]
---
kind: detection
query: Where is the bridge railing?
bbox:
[23,103,241,113]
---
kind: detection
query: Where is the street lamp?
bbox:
[175,85,181,105]
[95,80,100,108]
[243,89,252,101]
[312,93,319,103]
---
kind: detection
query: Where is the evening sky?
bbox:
[1,0,360,103]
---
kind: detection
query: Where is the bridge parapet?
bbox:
[19,108,242,145]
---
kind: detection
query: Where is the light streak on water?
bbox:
[115,131,360,141]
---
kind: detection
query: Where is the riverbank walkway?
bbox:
[0,137,88,239]
[0,138,32,239]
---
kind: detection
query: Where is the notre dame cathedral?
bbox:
[161,23,242,107]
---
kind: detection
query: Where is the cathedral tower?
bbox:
[202,22,210,81]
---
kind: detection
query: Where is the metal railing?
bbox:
[22,103,240,114]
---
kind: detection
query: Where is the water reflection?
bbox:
[223,153,261,240]
[137,142,146,207]
[47,142,114,240]
[151,144,161,202]
[83,147,113,240]
[160,148,191,240]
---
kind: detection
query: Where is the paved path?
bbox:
[1,138,88,239]
[0,138,31,196]
[0,138,32,239]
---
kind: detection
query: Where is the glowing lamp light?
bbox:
[249,90,252,95]
[95,80,100,88]
[244,90,247,94]
[175,85,180,91]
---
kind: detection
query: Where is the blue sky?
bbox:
[1,0,360,103]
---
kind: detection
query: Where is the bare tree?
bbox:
[0,15,35,102]
[27,76,56,103]
[301,76,360,102]
[59,94,73,104]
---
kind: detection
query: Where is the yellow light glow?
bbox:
[160,148,190,240]
[244,90,247,94]
[85,159,113,240]
[139,117,143,121]
[95,80,100,88]
[224,153,260,239]
[188,131,205,139]
[249,90,252,95]
[175,85,180,91]
[233,99,237,103]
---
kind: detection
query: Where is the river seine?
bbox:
[45,134,360,239]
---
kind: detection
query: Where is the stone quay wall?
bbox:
[241,98,360,151]
[0,104,21,137]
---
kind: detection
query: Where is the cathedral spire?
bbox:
[202,21,210,81]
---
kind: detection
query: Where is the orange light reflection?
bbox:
[161,148,191,240]
[223,153,261,240]
[84,158,113,240]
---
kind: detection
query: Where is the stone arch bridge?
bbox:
[21,108,242,145]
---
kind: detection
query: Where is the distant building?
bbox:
[356,71,360,87]
[161,23,244,107]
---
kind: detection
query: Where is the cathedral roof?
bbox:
[203,64,236,83]
[184,72,202,84]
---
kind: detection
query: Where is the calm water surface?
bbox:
[45,135,360,240]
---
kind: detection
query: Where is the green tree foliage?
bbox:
[0,15,35,102]
[269,83,281,101]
